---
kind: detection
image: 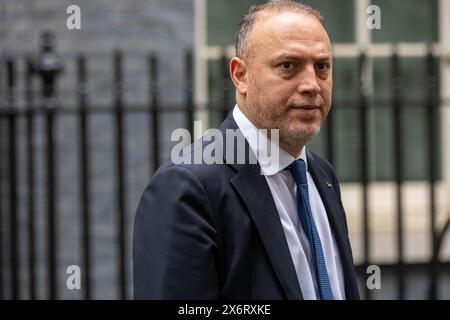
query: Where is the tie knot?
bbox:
[287,159,307,185]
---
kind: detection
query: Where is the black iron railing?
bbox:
[0,33,449,300]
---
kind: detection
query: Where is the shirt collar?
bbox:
[232,104,307,176]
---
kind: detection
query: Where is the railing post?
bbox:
[44,90,57,300]
[0,55,4,300]
[6,56,20,300]
[149,53,160,171]
[78,54,91,300]
[391,49,405,300]
[425,46,439,300]
[35,31,63,300]
[358,51,371,300]
[25,55,37,300]
[185,50,194,136]
[114,51,127,300]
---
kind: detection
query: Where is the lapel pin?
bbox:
[326,182,332,188]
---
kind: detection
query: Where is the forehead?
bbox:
[249,11,331,58]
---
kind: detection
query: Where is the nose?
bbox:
[297,64,321,96]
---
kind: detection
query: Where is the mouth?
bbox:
[290,105,321,114]
[287,105,322,121]
[293,104,320,110]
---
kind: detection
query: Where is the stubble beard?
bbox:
[247,95,325,152]
[279,117,322,150]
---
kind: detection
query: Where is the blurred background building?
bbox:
[0,0,449,300]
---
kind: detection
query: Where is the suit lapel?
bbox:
[306,150,359,299]
[230,165,303,300]
[219,113,303,300]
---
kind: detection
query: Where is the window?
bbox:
[202,0,441,181]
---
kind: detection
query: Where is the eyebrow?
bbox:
[271,53,332,62]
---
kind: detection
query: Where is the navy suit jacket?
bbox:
[133,113,360,299]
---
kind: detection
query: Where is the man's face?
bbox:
[236,11,332,151]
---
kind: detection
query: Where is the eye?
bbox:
[279,62,295,70]
[316,62,330,71]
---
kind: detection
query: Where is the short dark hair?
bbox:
[235,0,324,58]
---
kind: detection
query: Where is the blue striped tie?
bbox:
[287,159,334,300]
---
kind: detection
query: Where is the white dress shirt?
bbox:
[232,105,346,300]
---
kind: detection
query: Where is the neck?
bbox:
[279,138,305,159]
[264,127,305,159]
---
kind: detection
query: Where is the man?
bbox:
[133,0,359,300]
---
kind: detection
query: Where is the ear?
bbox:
[230,57,248,96]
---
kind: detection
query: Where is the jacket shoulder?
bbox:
[306,149,336,177]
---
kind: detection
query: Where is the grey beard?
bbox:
[279,124,321,147]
